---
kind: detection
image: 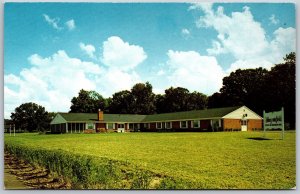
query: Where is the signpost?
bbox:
[263,107,284,140]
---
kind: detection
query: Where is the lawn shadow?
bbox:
[247,137,272,141]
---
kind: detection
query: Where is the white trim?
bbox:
[144,123,150,129]
[165,122,172,129]
[222,106,263,119]
[180,121,188,128]
[192,120,200,128]
[106,123,115,129]
[156,122,163,129]
[140,117,222,123]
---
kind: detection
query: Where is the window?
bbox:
[106,123,114,129]
[129,123,134,129]
[118,124,125,128]
[241,120,247,126]
[180,121,188,128]
[134,123,140,129]
[156,122,162,129]
[144,123,150,129]
[165,122,172,129]
[87,123,94,129]
[193,120,200,128]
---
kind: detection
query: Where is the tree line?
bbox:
[8,52,295,132]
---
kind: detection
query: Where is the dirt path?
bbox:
[4,153,71,189]
[4,167,29,189]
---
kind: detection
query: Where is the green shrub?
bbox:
[4,143,172,189]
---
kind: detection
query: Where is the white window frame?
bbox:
[118,123,125,128]
[165,122,172,129]
[144,123,150,129]
[156,122,162,129]
[193,120,200,128]
[106,123,115,129]
[132,123,140,130]
[128,123,134,130]
[86,123,94,130]
[180,121,188,128]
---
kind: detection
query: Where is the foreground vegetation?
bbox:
[4,132,295,189]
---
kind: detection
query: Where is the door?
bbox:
[241,120,247,131]
[117,124,125,133]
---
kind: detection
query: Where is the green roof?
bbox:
[142,106,241,122]
[59,113,146,123]
[55,106,241,123]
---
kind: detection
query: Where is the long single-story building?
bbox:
[50,106,263,133]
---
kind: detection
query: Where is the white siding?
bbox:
[222,106,262,120]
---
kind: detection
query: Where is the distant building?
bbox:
[50,106,262,133]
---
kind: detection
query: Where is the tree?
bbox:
[218,68,268,113]
[131,82,156,114]
[70,89,106,113]
[108,90,134,114]
[163,87,190,112]
[187,91,207,110]
[208,52,295,128]
[155,94,167,114]
[10,102,51,132]
[263,52,295,128]
[207,92,226,108]
[156,87,207,113]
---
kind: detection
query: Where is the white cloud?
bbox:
[269,14,279,25]
[96,68,141,96]
[4,50,101,118]
[269,27,296,62]
[4,47,144,118]
[43,14,63,30]
[207,40,226,55]
[166,50,224,95]
[191,4,296,72]
[101,36,147,71]
[79,42,96,58]
[181,28,191,39]
[157,69,165,76]
[65,19,76,30]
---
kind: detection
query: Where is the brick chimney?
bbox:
[98,109,103,121]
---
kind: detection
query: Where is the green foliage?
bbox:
[108,82,156,114]
[5,132,296,189]
[208,52,296,128]
[131,82,156,114]
[156,87,207,113]
[131,170,151,189]
[70,89,106,113]
[108,90,134,114]
[10,102,51,132]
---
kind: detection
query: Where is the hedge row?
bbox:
[4,143,195,189]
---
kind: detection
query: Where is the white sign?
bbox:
[263,107,284,139]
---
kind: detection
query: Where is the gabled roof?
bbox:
[54,106,241,123]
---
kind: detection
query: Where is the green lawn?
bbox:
[4,131,296,189]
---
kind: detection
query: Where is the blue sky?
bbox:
[4,3,296,118]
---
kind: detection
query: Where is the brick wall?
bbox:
[188,121,192,129]
[247,119,262,131]
[200,120,210,129]
[223,119,241,130]
[172,121,180,129]
[150,123,156,130]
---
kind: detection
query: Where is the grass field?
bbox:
[4,131,296,189]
